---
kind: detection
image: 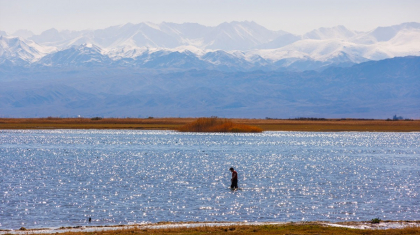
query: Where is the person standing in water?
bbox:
[230,167,238,189]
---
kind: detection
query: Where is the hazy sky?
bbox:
[1,0,419,35]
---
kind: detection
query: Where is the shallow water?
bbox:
[1,130,419,229]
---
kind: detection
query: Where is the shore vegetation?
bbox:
[25,223,420,235]
[177,117,263,133]
[0,117,419,132]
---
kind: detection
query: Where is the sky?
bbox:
[1,0,420,35]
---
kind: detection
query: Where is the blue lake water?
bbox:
[1,130,419,229]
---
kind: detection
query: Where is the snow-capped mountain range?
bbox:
[1,21,419,118]
[1,21,420,71]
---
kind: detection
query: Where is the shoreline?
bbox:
[1,118,419,132]
[1,221,420,234]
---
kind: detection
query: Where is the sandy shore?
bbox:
[1,221,420,234]
[0,118,419,132]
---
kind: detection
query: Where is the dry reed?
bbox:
[177,117,263,133]
[0,118,419,132]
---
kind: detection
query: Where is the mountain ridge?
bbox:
[1,21,419,72]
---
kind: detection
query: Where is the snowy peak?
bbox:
[29,28,92,48]
[80,22,184,49]
[303,25,356,40]
[367,22,420,42]
[12,21,420,52]
[37,43,110,67]
[26,21,288,51]
[159,22,210,40]
[203,21,279,50]
[107,46,149,60]
[0,36,46,64]
[71,43,102,53]
[1,21,420,71]
[352,22,420,44]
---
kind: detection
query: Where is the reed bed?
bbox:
[177,117,263,133]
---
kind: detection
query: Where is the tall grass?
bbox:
[178,117,263,133]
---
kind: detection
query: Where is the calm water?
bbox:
[1,130,419,229]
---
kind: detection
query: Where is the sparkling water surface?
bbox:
[1,130,419,229]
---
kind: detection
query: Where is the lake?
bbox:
[1,130,419,229]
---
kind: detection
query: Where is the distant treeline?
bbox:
[386,118,414,121]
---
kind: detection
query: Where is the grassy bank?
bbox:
[0,118,419,132]
[17,223,420,235]
[91,224,420,235]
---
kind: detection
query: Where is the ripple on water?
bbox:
[0,130,419,229]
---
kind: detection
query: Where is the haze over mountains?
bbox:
[1,22,419,118]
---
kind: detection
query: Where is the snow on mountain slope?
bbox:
[303,25,357,40]
[27,23,181,50]
[202,21,282,50]
[159,22,210,42]
[106,46,150,60]
[37,43,111,67]
[28,21,284,51]
[0,36,53,64]
[106,45,207,61]
[345,28,420,60]
[201,50,257,70]
[28,28,89,49]
[1,22,420,71]
[247,39,367,63]
[352,22,420,44]
[368,22,420,42]
[375,28,420,57]
[245,23,420,64]
[96,22,184,49]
